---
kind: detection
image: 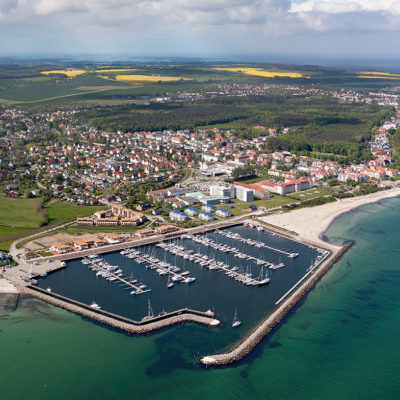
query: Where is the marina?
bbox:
[35,223,331,345]
[83,255,152,295]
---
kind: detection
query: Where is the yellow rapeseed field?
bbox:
[214,67,304,78]
[357,71,400,79]
[358,71,400,77]
[41,70,86,77]
[115,75,185,82]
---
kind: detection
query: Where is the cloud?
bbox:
[0,0,400,57]
[289,0,400,32]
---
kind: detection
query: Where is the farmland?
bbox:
[2,62,400,105]
[114,74,186,82]
[214,67,306,78]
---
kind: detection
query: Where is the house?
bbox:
[136,202,151,212]
[184,207,199,217]
[120,217,141,226]
[50,242,72,254]
[77,217,94,226]
[201,204,216,213]
[155,225,179,235]
[24,251,37,260]
[92,238,106,247]
[215,208,232,218]
[93,210,111,219]
[169,210,188,222]
[104,233,123,244]
[135,228,154,238]
[73,239,91,250]
[95,217,118,226]
[198,211,215,221]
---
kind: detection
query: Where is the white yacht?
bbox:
[90,301,101,310]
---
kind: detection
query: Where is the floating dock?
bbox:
[85,258,151,295]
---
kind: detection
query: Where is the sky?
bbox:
[1,0,400,61]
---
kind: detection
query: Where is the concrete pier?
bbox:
[20,285,219,334]
[201,241,352,366]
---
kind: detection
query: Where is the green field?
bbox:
[0,196,44,230]
[45,201,104,225]
[287,186,333,200]
[2,62,400,106]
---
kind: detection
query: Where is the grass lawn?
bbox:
[231,194,297,211]
[0,240,16,252]
[46,201,104,224]
[215,204,249,217]
[0,195,43,230]
[287,186,333,201]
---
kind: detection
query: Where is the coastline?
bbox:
[201,187,400,366]
[260,187,400,249]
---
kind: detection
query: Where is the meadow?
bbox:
[0,196,44,230]
[45,201,104,225]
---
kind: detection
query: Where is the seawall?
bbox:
[20,285,218,334]
[201,241,353,366]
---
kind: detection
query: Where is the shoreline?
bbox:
[201,242,352,366]
[200,187,400,366]
[260,187,400,249]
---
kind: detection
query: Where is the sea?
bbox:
[1,198,400,400]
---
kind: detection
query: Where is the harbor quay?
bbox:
[201,241,352,366]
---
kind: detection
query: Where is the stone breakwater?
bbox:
[20,286,218,334]
[201,241,353,366]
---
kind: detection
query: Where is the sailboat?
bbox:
[232,308,242,328]
[142,299,154,321]
[167,274,174,288]
[258,267,270,286]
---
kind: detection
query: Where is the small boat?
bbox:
[232,309,241,328]
[40,273,48,278]
[46,287,52,292]
[167,275,174,289]
[90,301,101,310]
[142,299,154,321]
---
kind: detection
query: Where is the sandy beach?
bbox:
[0,278,18,294]
[261,187,400,249]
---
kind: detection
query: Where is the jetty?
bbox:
[84,257,151,295]
[216,229,298,258]
[200,241,353,366]
[20,285,220,334]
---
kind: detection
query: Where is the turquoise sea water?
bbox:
[1,198,400,400]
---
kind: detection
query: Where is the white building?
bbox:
[198,212,215,221]
[169,211,188,222]
[210,185,235,198]
[215,209,232,218]
[234,185,254,202]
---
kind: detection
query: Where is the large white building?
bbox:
[210,185,236,198]
[235,185,254,202]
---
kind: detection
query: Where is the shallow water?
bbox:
[1,198,400,400]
